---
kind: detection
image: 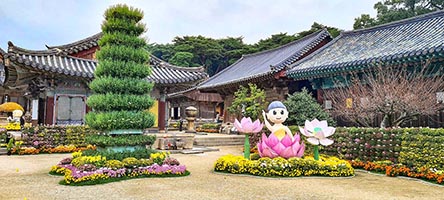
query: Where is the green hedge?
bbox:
[87,94,154,111]
[21,126,97,148]
[81,148,157,161]
[314,127,444,170]
[398,128,444,170]
[89,77,153,95]
[85,111,155,131]
[85,134,156,147]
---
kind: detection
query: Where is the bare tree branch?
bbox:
[323,60,444,128]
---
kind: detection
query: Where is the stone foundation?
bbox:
[148,133,195,150]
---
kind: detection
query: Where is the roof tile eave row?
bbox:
[288,47,444,80]
[286,11,444,78]
[197,29,332,89]
[6,43,208,85]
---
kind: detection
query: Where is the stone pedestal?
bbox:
[185,106,197,133]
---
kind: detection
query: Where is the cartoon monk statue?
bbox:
[262,101,293,140]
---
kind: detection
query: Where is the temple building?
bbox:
[286,11,444,127]
[0,33,208,131]
[195,30,332,122]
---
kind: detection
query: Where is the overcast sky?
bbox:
[0,0,378,50]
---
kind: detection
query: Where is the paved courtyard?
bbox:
[0,146,443,200]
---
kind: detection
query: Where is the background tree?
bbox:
[86,4,155,131]
[169,51,195,67]
[146,23,340,76]
[284,88,335,126]
[324,63,444,128]
[228,83,266,121]
[354,0,443,29]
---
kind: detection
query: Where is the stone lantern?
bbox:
[185,106,197,133]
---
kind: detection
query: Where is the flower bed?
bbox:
[50,151,189,185]
[349,160,444,185]
[21,125,97,148]
[214,154,354,177]
[313,127,444,171]
[12,145,96,155]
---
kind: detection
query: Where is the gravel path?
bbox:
[0,146,443,200]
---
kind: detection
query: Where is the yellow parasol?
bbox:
[0,102,25,112]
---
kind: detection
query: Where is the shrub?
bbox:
[71,155,107,168]
[105,160,125,169]
[86,4,155,131]
[284,88,335,126]
[122,157,140,168]
[150,152,169,165]
[227,83,266,120]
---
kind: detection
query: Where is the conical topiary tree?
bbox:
[85,4,155,132]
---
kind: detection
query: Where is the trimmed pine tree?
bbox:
[86,4,155,131]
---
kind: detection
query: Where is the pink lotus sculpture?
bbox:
[257,131,305,159]
[234,117,263,159]
[234,117,263,134]
[299,119,335,160]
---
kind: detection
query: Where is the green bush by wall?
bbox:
[314,127,444,170]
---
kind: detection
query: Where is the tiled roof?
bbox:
[0,47,6,56]
[287,11,444,80]
[197,30,331,90]
[5,42,208,84]
[46,33,102,54]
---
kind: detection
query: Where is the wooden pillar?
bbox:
[316,89,324,104]
[158,94,166,133]
[45,97,54,125]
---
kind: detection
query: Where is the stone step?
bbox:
[194,135,244,146]
[0,148,8,155]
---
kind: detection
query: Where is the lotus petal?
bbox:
[320,138,334,146]
[299,126,311,137]
[304,120,315,133]
[271,142,286,154]
[262,147,278,158]
[257,142,263,157]
[280,134,293,147]
[318,120,328,129]
[265,133,279,147]
[296,143,305,157]
[280,147,296,159]
[323,127,336,138]
[307,137,320,145]
[252,120,264,133]
[234,119,242,132]
[294,134,301,142]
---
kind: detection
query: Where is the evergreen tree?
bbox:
[86,4,155,131]
[284,88,335,126]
